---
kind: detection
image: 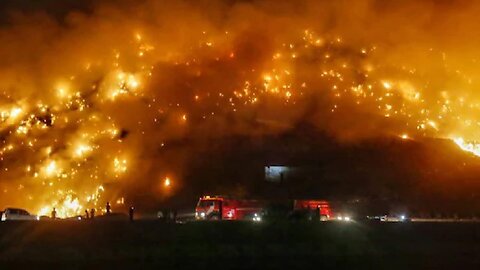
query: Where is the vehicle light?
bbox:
[36,216,40,221]
[337,216,343,221]
[252,213,262,222]
[344,216,351,222]
[1,214,5,221]
[200,212,205,218]
[400,215,405,220]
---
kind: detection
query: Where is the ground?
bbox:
[0,220,479,269]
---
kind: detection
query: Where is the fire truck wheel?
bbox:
[209,214,220,220]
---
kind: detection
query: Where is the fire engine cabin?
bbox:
[195,196,264,221]
[293,200,333,221]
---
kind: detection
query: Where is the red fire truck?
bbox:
[195,196,335,221]
[195,195,264,221]
[292,200,333,221]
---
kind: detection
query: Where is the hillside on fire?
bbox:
[1,0,480,217]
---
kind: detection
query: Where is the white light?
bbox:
[252,213,262,222]
[200,212,205,218]
[337,216,343,221]
[46,161,56,174]
[164,177,171,187]
[10,107,23,119]
[400,215,405,220]
[344,216,351,222]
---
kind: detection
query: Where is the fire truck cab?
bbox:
[292,200,333,221]
[195,195,264,221]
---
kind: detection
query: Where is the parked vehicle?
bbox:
[1,208,39,221]
[195,195,264,221]
[292,200,334,221]
[366,214,410,222]
[195,196,337,222]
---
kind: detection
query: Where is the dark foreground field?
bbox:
[0,220,479,269]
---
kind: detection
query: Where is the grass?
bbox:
[0,220,479,269]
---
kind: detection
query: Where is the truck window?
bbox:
[198,200,216,207]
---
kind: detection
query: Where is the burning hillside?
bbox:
[1,0,480,217]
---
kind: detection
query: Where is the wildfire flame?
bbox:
[453,138,480,157]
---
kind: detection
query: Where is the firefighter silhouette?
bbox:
[106,202,111,214]
[51,208,57,219]
[129,206,134,222]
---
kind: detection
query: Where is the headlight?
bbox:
[344,216,351,222]
[252,213,262,222]
[337,216,343,221]
[200,212,205,218]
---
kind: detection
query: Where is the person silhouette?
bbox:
[106,202,111,214]
[129,206,134,222]
[51,208,57,219]
[90,208,95,219]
